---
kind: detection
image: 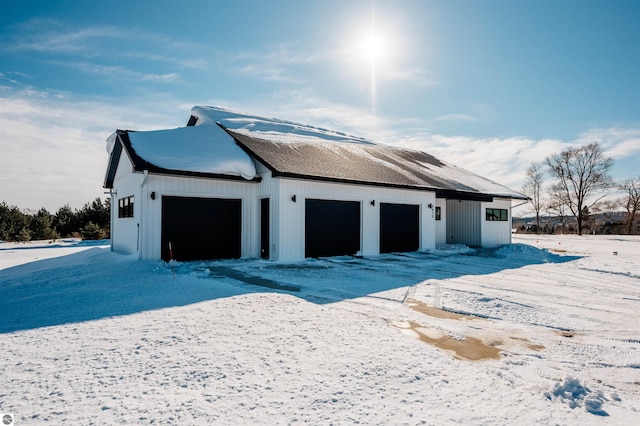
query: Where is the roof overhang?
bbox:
[103,130,261,189]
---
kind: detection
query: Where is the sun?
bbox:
[360,32,388,64]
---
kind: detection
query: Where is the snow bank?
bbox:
[428,244,476,256]
[493,243,576,263]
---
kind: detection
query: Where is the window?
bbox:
[486,208,508,221]
[435,206,441,221]
[118,195,134,218]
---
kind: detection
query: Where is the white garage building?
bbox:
[104,106,526,262]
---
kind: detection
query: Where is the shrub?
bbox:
[80,222,108,240]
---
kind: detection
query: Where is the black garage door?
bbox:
[380,203,419,253]
[161,196,241,261]
[305,199,360,258]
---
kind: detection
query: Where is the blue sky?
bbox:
[1,0,638,212]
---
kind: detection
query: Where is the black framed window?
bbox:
[118,195,134,218]
[486,208,508,221]
[435,206,441,221]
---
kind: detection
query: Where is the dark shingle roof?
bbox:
[226,128,527,201]
[105,105,526,201]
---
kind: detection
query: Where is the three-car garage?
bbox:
[159,196,422,261]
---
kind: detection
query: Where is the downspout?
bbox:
[510,198,530,244]
[108,189,117,252]
[139,170,149,260]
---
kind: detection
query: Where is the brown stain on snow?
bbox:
[392,321,502,361]
[509,336,546,351]
[405,298,479,321]
[399,299,547,360]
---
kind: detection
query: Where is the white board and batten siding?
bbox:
[109,153,144,256]
[254,163,279,260]
[435,198,447,245]
[273,177,437,261]
[111,156,511,261]
[109,152,262,259]
[481,198,513,246]
[141,174,260,260]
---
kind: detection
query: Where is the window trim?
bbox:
[118,195,134,218]
[485,208,508,222]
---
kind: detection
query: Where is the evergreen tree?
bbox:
[53,204,79,237]
[0,202,30,241]
[30,208,60,240]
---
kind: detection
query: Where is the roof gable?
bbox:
[103,130,260,188]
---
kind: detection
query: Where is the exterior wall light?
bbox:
[370,200,375,206]
[291,195,297,202]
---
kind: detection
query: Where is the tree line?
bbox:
[0,198,110,242]
[521,142,639,235]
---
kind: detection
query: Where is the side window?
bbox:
[435,206,441,221]
[118,195,134,218]
[485,208,508,221]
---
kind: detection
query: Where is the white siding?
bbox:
[481,198,513,246]
[435,198,447,245]
[274,177,436,261]
[110,153,143,255]
[140,174,260,260]
[446,200,481,246]
[110,156,512,261]
[255,164,279,260]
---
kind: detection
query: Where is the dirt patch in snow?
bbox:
[509,336,545,351]
[405,298,480,320]
[391,320,502,361]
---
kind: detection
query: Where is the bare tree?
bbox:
[521,161,545,234]
[619,176,640,234]
[546,189,570,234]
[545,142,613,235]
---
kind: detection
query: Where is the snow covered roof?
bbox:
[228,130,523,200]
[190,106,375,146]
[104,106,526,200]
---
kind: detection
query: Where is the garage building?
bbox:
[104,106,526,262]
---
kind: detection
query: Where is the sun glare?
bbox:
[345,3,402,112]
[360,33,387,64]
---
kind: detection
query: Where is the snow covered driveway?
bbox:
[1,235,638,424]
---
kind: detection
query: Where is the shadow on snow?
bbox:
[0,243,580,334]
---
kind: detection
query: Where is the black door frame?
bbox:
[305,198,361,258]
[379,202,420,253]
[161,196,242,261]
[260,198,270,259]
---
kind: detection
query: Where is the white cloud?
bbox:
[226,43,320,83]
[433,113,477,123]
[575,127,640,161]
[4,20,123,53]
[64,62,181,83]
[0,88,185,211]
[2,84,638,216]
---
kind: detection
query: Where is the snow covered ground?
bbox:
[0,234,638,425]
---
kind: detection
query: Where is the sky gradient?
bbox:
[1,0,638,213]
